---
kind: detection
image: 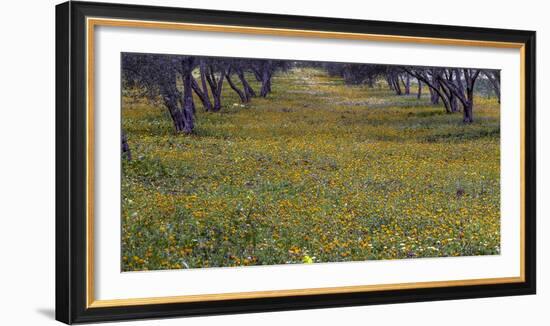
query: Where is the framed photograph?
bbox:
[56,1,536,324]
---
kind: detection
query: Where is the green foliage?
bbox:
[121,68,500,271]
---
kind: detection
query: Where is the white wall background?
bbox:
[0,0,546,324]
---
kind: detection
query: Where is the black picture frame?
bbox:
[56,1,536,324]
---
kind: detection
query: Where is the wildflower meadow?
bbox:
[121,57,500,271]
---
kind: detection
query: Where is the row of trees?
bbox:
[123,54,289,134]
[325,63,500,123]
[122,54,501,136]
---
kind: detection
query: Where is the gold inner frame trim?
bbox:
[89,277,521,308]
[86,17,526,308]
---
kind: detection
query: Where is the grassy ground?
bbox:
[121,68,500,271]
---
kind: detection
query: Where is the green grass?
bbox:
[121,68,500,271]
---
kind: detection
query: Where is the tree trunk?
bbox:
[386,75,394,90]
[182,65,195,134]
[462,87,474,123]
[260,61,272,97]
[198,61,213,111]
[252,68,262,82]
[212,88,222,111]
[225,70,247,103]
[121,130,131,160]
[158,67,187,133]
[172,108,186,132]
[213,72,224,111]
[437,90,452,113]
[237,69,256,98]
[191,78,210,111]
[463,102,473,123]
[205,66,224,112]
[449,93,459,113]
[486,71,501,103]
[430,82,440,104]
[162,92,186,132]
[403,75,410,95]
[386,73,395,91]
[437,82,454,114]
[463,69,480,123]
[393,75,402,95]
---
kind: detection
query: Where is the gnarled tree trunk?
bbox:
[160,85,186,132]
[402,74,410,95]
[181,59,195,134]
[237,68,256,98]
[121,130,131,160]
[484,70,501,103]
[225,68,248,103]
[205,65,224,111]
[437,68,480,124]
[194,60,213,111]
[260,60,273,97]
